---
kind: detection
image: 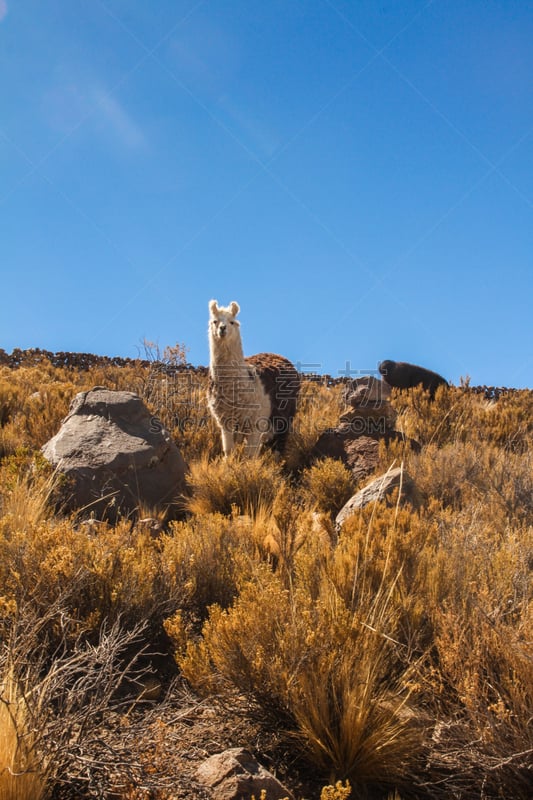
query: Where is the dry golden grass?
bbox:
[285,381,345,469]
[186,449,284,516]
[174,540,423,792]
[162,512,258,621]
[0,356,532,798]
[0,669,47,800]
[392,383,533,451]
[300,457,357,518]
[320,782,352,800]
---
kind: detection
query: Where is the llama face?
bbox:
[209,300,241,343]
[378,360,394,378]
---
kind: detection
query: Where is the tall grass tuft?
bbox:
[0,668,47,800]
[174,531,422,792]
[0,455,58,530]
[186,450,284,516]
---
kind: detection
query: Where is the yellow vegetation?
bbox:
[0,669,46,800]
[0,355,531,798]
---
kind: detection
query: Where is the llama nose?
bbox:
[219,324,226,336]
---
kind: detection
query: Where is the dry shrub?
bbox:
[245,486,335,586]
[392,385,473,446]
[301,458,356,518]
[0,452,57,530]
[162,513,258,622]
[393,384,533,451]
[19,385,75,449]
[308,493,532,796]
[174,540,423,792]
[186,450,284,516]
[320,782,352,800]
[409,441,533,523]
[421,514,533,796]
[0,422,24,461]
[0,454,262,643]
[465,388,533,451]
[386,495,533,796]
[0,378,25,427]
[137,367,219,462]
[137,339,189,367]
[0,366,79,452]
[0,512,170,644]
[1,607,158,799]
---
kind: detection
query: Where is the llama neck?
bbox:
[209,334,245,372]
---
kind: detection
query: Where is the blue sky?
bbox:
[1,0,532,387]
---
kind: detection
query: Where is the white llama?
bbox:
[207,299,299,457]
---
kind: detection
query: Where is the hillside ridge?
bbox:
[1,347,529,399]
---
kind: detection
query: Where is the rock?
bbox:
[341,376,397,430]
[196,748,293,800]
[42,388,188,521]
[312,429,413,483]
[312,378,397,472]
[336,467,419,528]
[344,375,392,405]
[136,517,165,537]
[311,376,419,483]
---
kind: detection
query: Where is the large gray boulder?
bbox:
[42,388,188,520]
[196,748,293,800]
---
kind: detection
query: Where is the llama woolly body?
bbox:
[207,300,299,457]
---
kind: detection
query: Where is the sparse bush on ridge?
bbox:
[392,383,533,451]
[0,355,532,798]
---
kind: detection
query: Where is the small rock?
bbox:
[312,429,407,482]
[344,375,392,405]
[137,517,165,537]
[196,748,293,800]
[336,467,419,528]
[341,376,397,431]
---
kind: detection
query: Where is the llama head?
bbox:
[378,360,394,378]
[209,299,241,343]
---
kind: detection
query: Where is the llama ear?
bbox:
[229,301,240,318]
[209,299,219,316]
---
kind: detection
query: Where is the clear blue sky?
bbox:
[1,1,532,387]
